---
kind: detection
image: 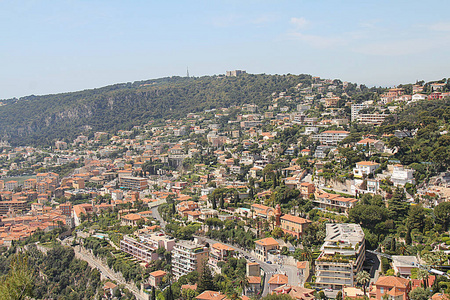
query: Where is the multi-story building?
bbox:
[355,114,390,126]
[59,202,72,216]
[209,243,235,273]
[23,179,37,190]
[353,161,380,178]
[391,164,415,186]
[254,237,279,261]
[279,214,311,238]
[370,276,411,300]
[4,180,19,192]
[172,240,209,280]
[312,131,350,145]
[0,200,28,216]
[120,233,175,263]
[119,176,148,191]
[313,191,358,213]
[351,104,369,122]
[315,224,365,290]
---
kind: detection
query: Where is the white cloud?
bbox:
[290,17,308,29]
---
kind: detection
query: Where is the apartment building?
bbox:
[351,104,369,122]
[4,180,19,192]
[312,131,350,145]
[313,191,358,213]
[355,114,389,126]
[172,240,209,280]
[0,200,28,216]
[120,233,175,263]
[119,176,148,191]
[315,224,365,290]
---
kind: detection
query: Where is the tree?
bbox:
[356,270,370,297]
[151,286,156,300]
[434,202,450,231]
[409,287,430,300]
[197,264,215,294]
[336,291,343,300]
[165,286,174,300]
[0,253,34,300]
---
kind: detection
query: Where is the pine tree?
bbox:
[165,286,174,300]
[219,194,224,209]
[151,286,156,300]
[197,263,215,294]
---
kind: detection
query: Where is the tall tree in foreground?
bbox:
[356,270,370,297]
[0,253,34,300]
[197,263,215,294]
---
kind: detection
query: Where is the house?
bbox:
[356,138,385,152]
[313,191,358,213]
[279,214,311,238]
[391,165,415,186]
[392,256,418,277]
[196,290,228,300]
[247,276,262,296]
[268,274,289,293]
[209,243,235,273]
[254,237,279,261]
[299,182,315,198]
[103,281,118,295]
[343,287,365,299]
[121,213,146,226]
[272,285,315,300]
[149,270,167,288]
[353,161,380,178]
[370,276,411,300]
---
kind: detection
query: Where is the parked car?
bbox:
[266,261,272,264]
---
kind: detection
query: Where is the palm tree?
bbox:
[417,268,430,288]
[236,274,249,296]
[356,270,370,297]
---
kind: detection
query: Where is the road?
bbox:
[151,204,166,227]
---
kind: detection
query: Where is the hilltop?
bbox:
[0,74,320,146]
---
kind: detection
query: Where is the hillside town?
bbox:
[1,75,450,300]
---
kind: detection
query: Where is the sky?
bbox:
[1,0,450,99]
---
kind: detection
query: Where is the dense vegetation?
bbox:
[0,74,313,146]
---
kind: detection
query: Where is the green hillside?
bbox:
[0,74,314,146]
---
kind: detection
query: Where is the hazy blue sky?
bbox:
[1,0,450,99]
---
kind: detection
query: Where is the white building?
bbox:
[315,224,365,290]
[391,165,415,186]
[353,161,380,178]
[172,240,209,280]
[312,130,350,145]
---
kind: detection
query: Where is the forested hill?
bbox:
[0,74,312,146]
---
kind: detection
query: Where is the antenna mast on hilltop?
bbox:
[186,67,190,78]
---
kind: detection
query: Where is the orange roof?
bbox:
[255,237,279,247]
[150,270,167,277]
[357,161,379,166]
[196,290,228,300]
[212,243,234,251]
[388,287,404,297]
[122,213,143,221]
[297,261,308,269]
[375,276,410,289]
[247,276,261,284]
[281,214,311,224]
[268,274,288,285]
[181,284,198,291]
